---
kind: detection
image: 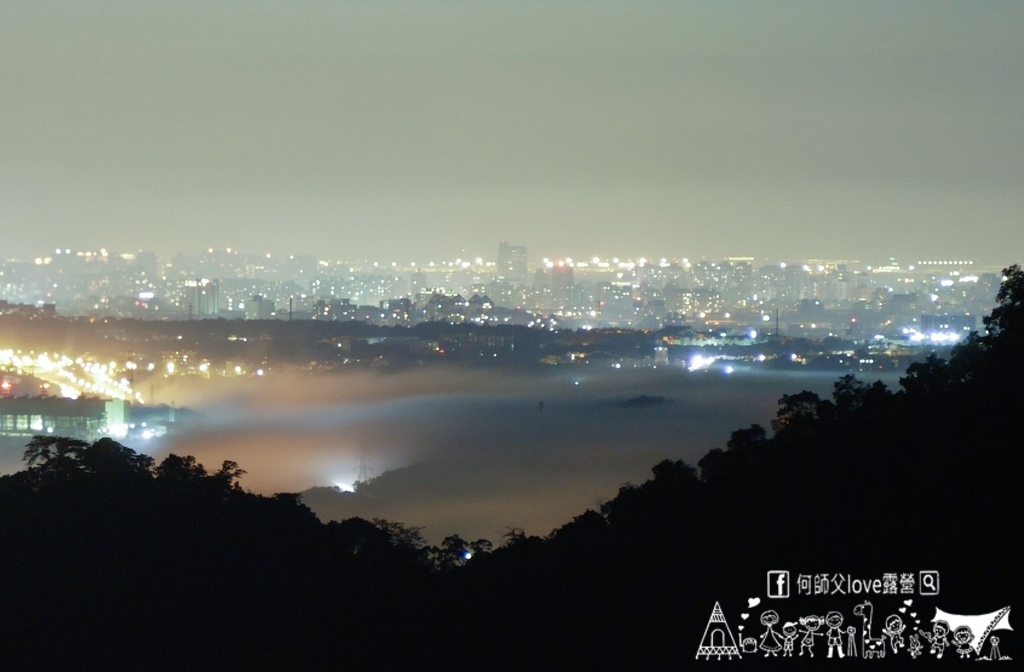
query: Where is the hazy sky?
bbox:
[2,1,1022,263]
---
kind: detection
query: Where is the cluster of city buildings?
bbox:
[0,243,1011,444]
[0,244,1002,345]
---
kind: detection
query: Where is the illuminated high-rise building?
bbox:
[183,279,219,318]
[497,242,528,283]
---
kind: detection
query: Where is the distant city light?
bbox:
[689,355,714,371]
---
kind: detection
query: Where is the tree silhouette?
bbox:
[21,435,154,488]
[982,264,1024,340]
[153,453,207,482]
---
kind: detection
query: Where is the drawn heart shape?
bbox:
[899,607,906,613]
[741,613,749,620]
[904,599,913,606]
[911,612,917,618]
[738,625,745,631]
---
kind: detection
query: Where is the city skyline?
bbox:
[2,1,1022,262]
[2,237,1002,344]
[2,241,1013,271]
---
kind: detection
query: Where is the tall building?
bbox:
[244,295,276,320]
[550,262,575,308]
[183,279,219,318]
[497,242,528,283]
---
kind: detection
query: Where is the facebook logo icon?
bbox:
[767,571,790,598]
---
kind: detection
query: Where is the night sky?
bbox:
[2,1,1022,262]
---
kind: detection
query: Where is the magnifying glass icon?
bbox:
[920,571,939,595]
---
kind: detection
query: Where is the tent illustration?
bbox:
[696,601,743,660]
[932,606,1012,656]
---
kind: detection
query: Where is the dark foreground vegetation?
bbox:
[1,267,1022,670]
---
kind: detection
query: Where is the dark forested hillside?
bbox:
[1,267,1021,670]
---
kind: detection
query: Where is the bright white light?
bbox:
[688,354,714,371]
[463,551,473,560]
[107,423,129,439]
[928,331,961,345]
[334,482,356,493]
[724,366,734,374]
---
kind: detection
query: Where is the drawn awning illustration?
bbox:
[932,606,1011,655]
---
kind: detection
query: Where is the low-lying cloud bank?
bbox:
[150,366,893,543]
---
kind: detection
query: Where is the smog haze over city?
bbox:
[2,1,1022,263]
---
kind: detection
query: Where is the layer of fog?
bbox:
[145,366,899,544]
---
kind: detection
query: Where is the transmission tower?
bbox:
[356,456,371,485]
